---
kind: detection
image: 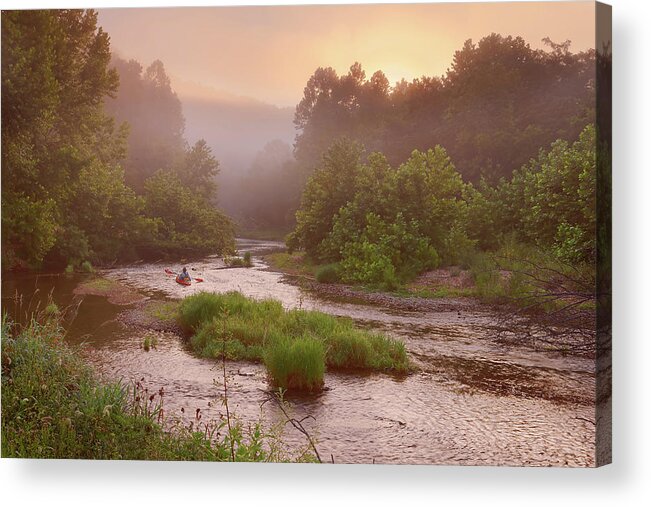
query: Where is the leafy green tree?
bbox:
[143,170,234,257]
[1,10,129,269]
[293,34,594,184]
[392,147,467,258]
[287,138,364,258]
[319,152,396,260]
[339,213,439,290]
[518,124,596,262]
[177,139,219,200]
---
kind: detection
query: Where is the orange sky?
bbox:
[98,1,596,107]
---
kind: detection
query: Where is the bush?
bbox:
[226,251,253,268]
[315,264,340,284]
[441,226,477,267]
[264,337,325,392]
[338,213,438,290]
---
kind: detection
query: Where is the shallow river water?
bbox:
[2,239,596,466]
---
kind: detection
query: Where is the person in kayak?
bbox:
[179,267,191,282]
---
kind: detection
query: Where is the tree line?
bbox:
[1,10,234,271]
[239,34,595,234]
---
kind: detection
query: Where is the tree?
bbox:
[1,9,132,269]
[178,139,219,200]
[287,138,364,258]
[143,170,234,257]
[105,56,186,192]
[293,34,595,184]
[238,140,302,231]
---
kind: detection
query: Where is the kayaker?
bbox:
[179,267,191,282]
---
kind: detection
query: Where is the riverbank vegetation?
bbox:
[285,125,599,319]
[239,35,606,329]
[1,313,314,461]
[225,251,253,268]
[1,10,233,272]
[178,291,410,392]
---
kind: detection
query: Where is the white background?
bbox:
[1,0,649,505]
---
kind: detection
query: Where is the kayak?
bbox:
[175,275,191,286]
[166,268,203,285]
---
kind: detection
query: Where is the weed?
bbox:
[142,333,158,351]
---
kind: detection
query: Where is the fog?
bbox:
[176,83,295,217]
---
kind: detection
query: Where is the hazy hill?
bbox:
[174,79,296,216]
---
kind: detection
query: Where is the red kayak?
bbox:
[166,268,203,285]
[175,275,191,286]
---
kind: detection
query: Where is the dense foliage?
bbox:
[1,10,233,270]
[288,124,597,289]
[236,34,595,237]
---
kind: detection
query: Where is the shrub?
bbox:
[264,337,325,392]
[441,225,477,267]
[339,213,439,290]
[142,333,158,351]
[315,264,340,284]
[80,260,94,273]
[226,252,253,268]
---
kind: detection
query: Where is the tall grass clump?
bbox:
[178,291,411,392]
[226,251,253,268]
[264,337,325,392]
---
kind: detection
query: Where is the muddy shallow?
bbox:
[2,238,596,466]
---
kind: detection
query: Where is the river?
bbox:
[1,238,596,466]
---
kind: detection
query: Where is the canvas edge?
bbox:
[595,0,612,468]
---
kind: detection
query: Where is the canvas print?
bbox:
[1,1,611,466]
